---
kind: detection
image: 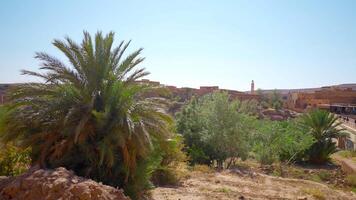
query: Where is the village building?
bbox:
[286,86,356,113]
[137,79,260,102]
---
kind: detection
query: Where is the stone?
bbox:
[0,167,130,200]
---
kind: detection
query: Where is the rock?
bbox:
[0,167,130,200]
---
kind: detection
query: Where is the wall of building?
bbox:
[137,79,260,102]
[287,87,356,111]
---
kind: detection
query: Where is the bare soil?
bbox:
[150,170,356,200]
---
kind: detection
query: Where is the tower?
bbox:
[251,80,255,94]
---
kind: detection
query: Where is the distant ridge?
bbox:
[252,83,356,94]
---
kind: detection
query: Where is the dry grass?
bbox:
[338,150,356,158]
[191,164,214,173]
[214,187,231,193]
[346,174,356,187]
[151,170,355,200]
[302,188,326,200]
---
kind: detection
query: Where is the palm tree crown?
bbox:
[300,109,346,140]
[300,109,347,163]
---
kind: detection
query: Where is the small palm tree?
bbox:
[300,109,348,164]
[1,31,173,198]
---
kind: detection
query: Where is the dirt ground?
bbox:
[150,170,356,200]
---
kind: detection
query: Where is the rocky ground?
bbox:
[0,167,129,200]
[150,170,356,200]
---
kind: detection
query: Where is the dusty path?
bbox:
[150,171,356,200]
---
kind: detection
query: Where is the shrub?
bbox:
[252,121,280,165]
[252,120,314,165]
[0,106,32,176]
[151,135,188,186]
[176,92,255,168]
[317,171,332,181]
[0,144,31,176]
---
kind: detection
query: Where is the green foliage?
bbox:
[0,144,31,176]
[256,89,269,109]
[252,120,314,165]
[252,121,281,165]
[151,135,188,186]
[317,171,332,181]
[0,31,175,199]
[256,89,283,110]
[300,109,348,164]
[269,90,283,110]
[177,92,254,168]
[236,99,259,116]
[0,106,31,176]
[277,120,315,162]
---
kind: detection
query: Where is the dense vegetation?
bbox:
[252,120,314,165]
[177,93,344,166]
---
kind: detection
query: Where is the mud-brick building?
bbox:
[286,86,356,113]
[138,79,260,102]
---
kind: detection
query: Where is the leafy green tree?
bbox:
[0,31,173,199]
[300,109,347,164]
[177,92,254,168]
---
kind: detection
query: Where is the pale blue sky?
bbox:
[0,0,355,91]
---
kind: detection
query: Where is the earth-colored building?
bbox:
[286,86,356,114]
[138,79,260,102]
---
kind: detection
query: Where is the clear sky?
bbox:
[0,0,355,91]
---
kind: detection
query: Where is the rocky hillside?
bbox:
[0,167,129,200]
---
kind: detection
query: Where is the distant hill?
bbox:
[254,83,356,94]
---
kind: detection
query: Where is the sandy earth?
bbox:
[150,171,356,200]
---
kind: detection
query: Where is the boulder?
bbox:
[0,167,129,200]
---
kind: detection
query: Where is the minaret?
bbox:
[251,80,255,94]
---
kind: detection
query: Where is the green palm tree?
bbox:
[1,31,173,197]
[300,109,347,164]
